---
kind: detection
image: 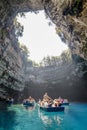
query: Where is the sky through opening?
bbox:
[18,11,68,63]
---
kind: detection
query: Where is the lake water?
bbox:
[0,103,87,130]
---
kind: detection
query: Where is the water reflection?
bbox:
[64,105,69,113]
[0,103,70,130]
[23,105,35,111]
[38,108,64,126]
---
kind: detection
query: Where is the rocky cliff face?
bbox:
[0,0,87,101]
[43,0,87,59]
[0,0,25,98]
[0,31,25,98]
[1,0,87,59]
[20,61,87,102]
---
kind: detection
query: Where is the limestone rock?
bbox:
[0,0,87,98]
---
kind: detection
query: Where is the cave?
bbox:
[0,0,87,102]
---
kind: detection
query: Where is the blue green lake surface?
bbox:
[0,103,87,130]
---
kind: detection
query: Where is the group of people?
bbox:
[38,93,64,108]
[6,97,14,104]
[39,92,53,107]
[23,96,35,104]
[5,93,68,107]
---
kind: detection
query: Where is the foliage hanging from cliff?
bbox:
[55,26,66,43]
[14,18,24,38]
[20,44,29,55]
[63,0,83,16]
[82,41,87,58]
[40,50,72,67]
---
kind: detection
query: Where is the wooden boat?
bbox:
[6,98,14,105]
[61,99,69,105]
[23,101,35,107]
[62,102,69,105]
[40,106,65,112]
[23,96,35,107]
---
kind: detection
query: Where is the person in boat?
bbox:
[38,98,48,107]
[47,99,53,107]
[43,92,53,102]
[53,99,62,107]
[43,93,53,107]
[38,99,42,106]
[38,93,53,108]
[23,96,35,104]
[53,99,59,107]
[40,100,44,107]
[23,99,26,104]
[9,97,13,102]
[58,96,64,104]
[28,96,35,103]
[6,97,14,104]
[63,99,68,103]
[44,101,48,107]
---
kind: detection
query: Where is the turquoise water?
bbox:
[0,103,87,130]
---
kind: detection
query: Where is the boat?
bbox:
[61,99,69,105]
[62,102,69,105]
[23,101,35,107]
[6,98,14,105]
[23,96,35,107]
[40,106,65,112]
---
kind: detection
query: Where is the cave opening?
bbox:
[15,10,87,102]
[17,10,68,64]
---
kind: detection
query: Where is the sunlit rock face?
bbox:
[0,0,87,100]
[1,0,87,59]
[43,0,87,59]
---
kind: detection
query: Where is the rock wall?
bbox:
[0,35,25,98]
[19,61,87,102]
[1,0,87,59]
[43,0,87,59]
[0,0,87,101]
[0,0,25,98]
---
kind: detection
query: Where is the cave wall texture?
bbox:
[0,0,87,101]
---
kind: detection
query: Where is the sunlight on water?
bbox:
[0,103,87,130]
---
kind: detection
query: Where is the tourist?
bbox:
[43,92,53,101]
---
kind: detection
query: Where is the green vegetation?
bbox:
[55,26,66,43]
[19,43,39,67]
[19,44,71,68]
[0,28,8,40]
[14,18,24,38]
[61,50,71,63]
[72,0,82,14]
[63,0,83,16]
[20,44,29,55]
[39,50,72,67]
[17,12,25,18]
[82,39,87,57]
[27,59,39,67]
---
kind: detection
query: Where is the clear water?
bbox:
[0,103,87,130]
